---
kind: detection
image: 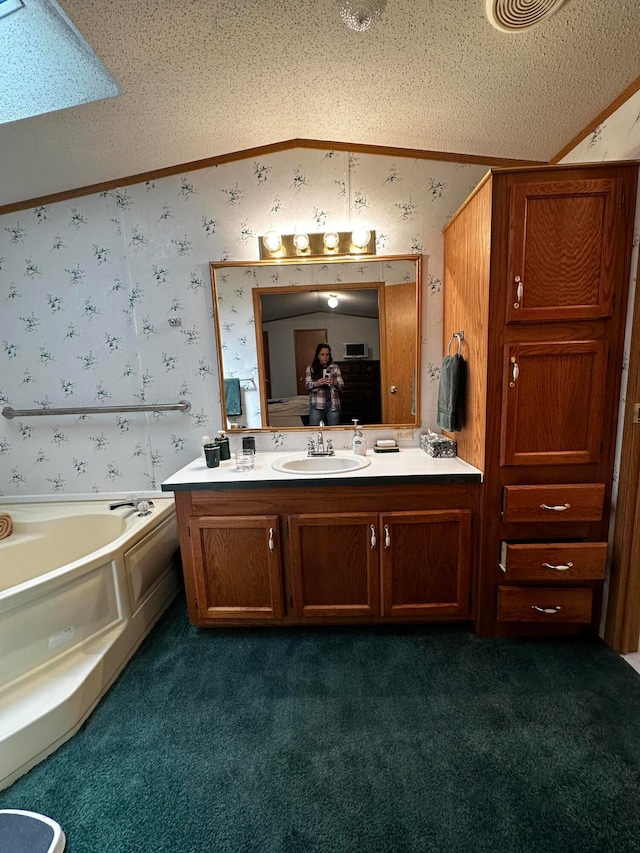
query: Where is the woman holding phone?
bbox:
[305,342,344,426]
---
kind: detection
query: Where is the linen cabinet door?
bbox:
[500,340,607,467]
[505,173,624,324]
[288,513,380,619]
[380,510,472,619]
[190,515,283,621]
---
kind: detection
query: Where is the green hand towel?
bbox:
[224,378,242,417]
[437,353,465,432]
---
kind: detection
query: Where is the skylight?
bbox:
[0,0,121,125]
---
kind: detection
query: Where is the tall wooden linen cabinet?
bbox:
[443,163,638,637]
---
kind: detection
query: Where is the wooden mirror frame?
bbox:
[210,254,422,431]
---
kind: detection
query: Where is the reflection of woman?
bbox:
[305,343,344,426]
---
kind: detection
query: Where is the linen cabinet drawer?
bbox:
[498,586,593,623]
[500,542,607,581]
[502,484,605,524]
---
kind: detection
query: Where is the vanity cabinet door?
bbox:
[500,340,607,467]
[288,513,380,618]
[505,173,625,324]
[190,515,283,620]
[380,510,472,618]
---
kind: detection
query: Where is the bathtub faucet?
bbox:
[109,499,154,516]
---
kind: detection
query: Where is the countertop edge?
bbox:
[161,472,482,492]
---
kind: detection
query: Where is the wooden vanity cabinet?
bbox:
[443,162,638,637]
[173,482,478,628]
[288,509,472,620]
[188,514,284,620]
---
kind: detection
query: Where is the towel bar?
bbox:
[2,400,191,419]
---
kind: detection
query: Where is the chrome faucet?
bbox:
[109,499,154,516]
[307,421,335,457]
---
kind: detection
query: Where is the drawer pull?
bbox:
[514,275,523,309]
[531,605,562,615]
[370,524,377,550]
[539,502,571,512]
[542,561,573,571]
[509,356,519,387]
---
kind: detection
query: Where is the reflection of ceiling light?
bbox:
[338,0,387,32]
[351,228,371,250]
[293,233,310,252]
[262,231,282,253]
[323,232,340,251]
[327,294,339,309]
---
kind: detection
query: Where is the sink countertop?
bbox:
[161,448,482,492]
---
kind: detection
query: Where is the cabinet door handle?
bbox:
[384,525,390,548]
[268,528,275,552]
[390,385,398,394]
[542,561,573,571]
[370,524,377,549]
[514,275,523,309]
[509,356,519,387]
[531,605,562,615]
[539,503,571,511]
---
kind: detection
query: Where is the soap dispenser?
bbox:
[216,430,231,461]
[352,419,367,456]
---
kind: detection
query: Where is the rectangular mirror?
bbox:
[210,254,421,430]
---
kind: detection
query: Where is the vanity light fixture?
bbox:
[351,228,372,250]
[262,230,283,254]
[323,231,340,252]
[327,294,340,309]
[258,230,376,260]
[293,233,310,253]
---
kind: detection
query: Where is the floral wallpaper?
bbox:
[0,150,488,497]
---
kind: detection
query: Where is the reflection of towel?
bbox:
[437,354,466,433]
[0,514,13,541]
[224,378,242,417]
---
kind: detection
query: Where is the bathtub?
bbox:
[0,497,181,791]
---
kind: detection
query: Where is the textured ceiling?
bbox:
[1,0,639,208]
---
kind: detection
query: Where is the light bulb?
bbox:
[327,295,339,309]
[351,228,371,250]
[293,233,310,252]
[323,231,340,251]
[262,231,282,253]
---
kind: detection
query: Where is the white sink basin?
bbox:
[271,454,372,475]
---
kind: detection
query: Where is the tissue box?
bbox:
[421,431,457,458]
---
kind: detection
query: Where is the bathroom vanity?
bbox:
[161,451,482,627]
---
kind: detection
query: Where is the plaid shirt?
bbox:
[305,363,344,411]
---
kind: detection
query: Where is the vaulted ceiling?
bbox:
[1,0,639,208]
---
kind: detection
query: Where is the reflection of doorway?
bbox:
[262,331,272,399]
[383,282,417,423]
[294,329,327,395]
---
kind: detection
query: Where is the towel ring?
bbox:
[447,331,464,356]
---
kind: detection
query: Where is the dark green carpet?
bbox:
[3,595,640,853]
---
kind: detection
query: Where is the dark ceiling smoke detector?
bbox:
[486,0,568,31]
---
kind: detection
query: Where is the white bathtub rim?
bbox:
[0,490,164,504]
[0,498,176,613]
